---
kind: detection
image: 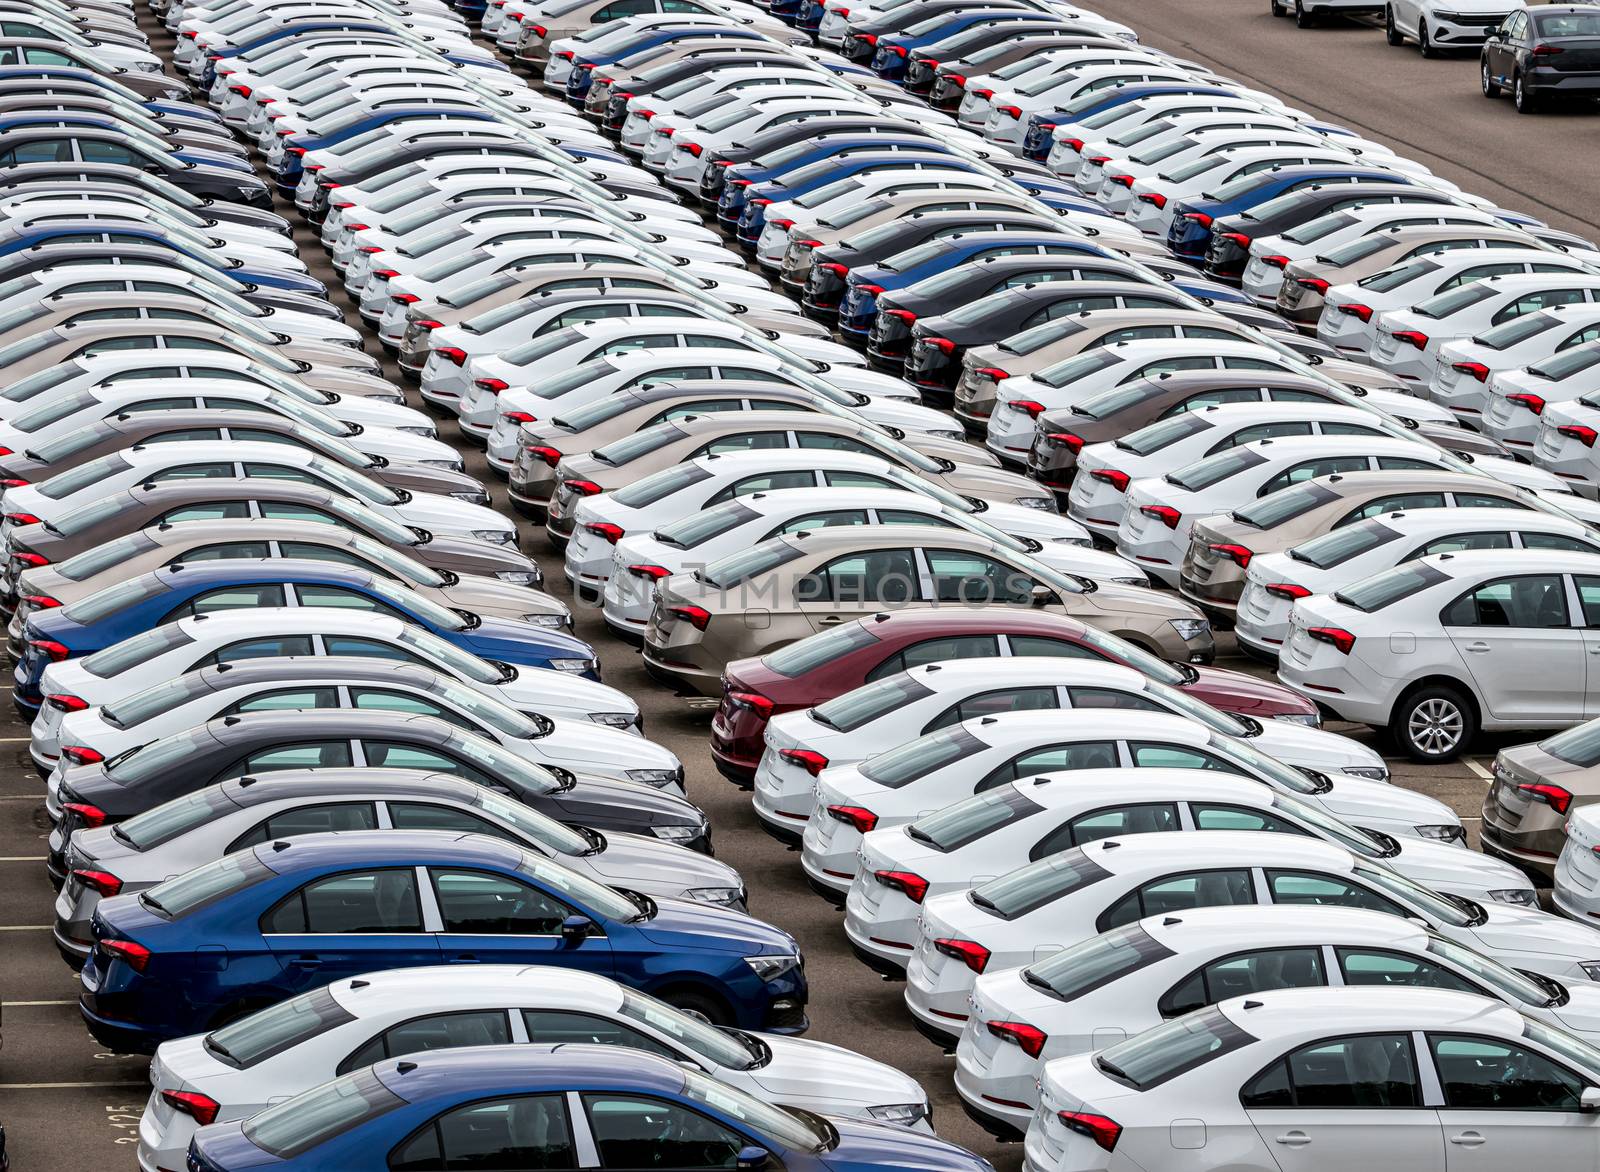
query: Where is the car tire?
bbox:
[1481,58,1502,96]
[1418,19,1437,56]
[659,988,733,1026]
[1386,5,1404,43]
[1514,70,1540,112]
[1390,683,1476,762]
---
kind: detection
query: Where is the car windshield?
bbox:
[1026,923,1174,1001]
[618,991,755,1070]
[56,532,157,582]
[141,850,272,920]
[859,725,987,788]
[1094,1006,1256,1090]
[1358,257,1439,293]
[1474,311,1560,351]
[1333,562,1447,612]
[1412,282,1498,320]
[679,1067,828,1153]
[1167,447,1267,492]
[1231,482,1338,530]
[763,620,879,676]
[654,500,757,550]
[1116,412,1212,455]
[969,848,1111,920]
[114,786,230,851]
[204,986,356,1071]
[242,1069,403,1159]
[36,453,131,500]
[907,786,1043,852]
[1538,718,1600,768]
[61,575,164,624]
[1035,348,1124,389]
[697,538,804,589]
[81,623,195,678]
[101,673,212,730]
[810,673,933,733]
[1289,519,1400,569]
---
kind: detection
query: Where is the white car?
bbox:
[1028,986,1600,1172]
[963,904,1600,1134]
[1374,275,1600,389]
[1317,247,1594,356]
[1385,0,1514,54]
[1117,434,1446,587]
[802,711,1472,897]
[1483,341,1600,454]
[29,609,633,768]
[845,769,1520,974]
[754,657,1389,839]
[1279,548,1600,760]
[139,965,930,1171]
[1236,507,1600,659]
[904,832,1600,1044]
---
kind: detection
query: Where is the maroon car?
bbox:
[710,607,1318,784]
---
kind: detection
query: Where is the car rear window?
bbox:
[859,725,987,789]
[1094,1006,1256,1090]
[1025,923,1174,1002]
[967,848,1110,920]
[811,673,933,733]
[1333,561,1448,612]
[1231,482,1338,530]
[763,621,880,677]
[1539,720,1600,768]
[243,1068,404,1159]
[906,786,1043,853]
[141,851,273,920]
[1287,519,1400,570]
[204,986,357,1070]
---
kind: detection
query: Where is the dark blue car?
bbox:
[0,224,324,293]
[14,560,598,708]
[79,831,807,1050]
[1165,164,1420,262]
[187,1045,990,1172]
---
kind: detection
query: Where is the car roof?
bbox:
[898,657,1147,693]
[370,1042,686,1103]
[1215,986,1524,1040]
[253,828,525,874]
[328,964,625,1019]
[1140,903,1429,954]
[1006,767,1269,809]
[222,768,485,808]
[1082,830,1352,876]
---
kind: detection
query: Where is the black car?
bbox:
[1201,181,1469,282]
[48,710,713,882]
[0,127,269,205]
[1483,3,1600,109]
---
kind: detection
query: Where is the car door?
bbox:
[1429,1032,1600,1170]
[1241,1033,1444,1171]
[260,866,438,993]
[1440,573,1585,721]
[427,865,614,974]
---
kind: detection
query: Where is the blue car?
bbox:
[0,224,324,293]
[187,1045,989,1172]
[79,831,807,1051]
[563,26,770,106]
[275,106,497,191]
[832,231,1120,340]
[14,560,598,708]
[1165,164,1420,262]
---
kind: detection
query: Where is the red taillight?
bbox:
[1138,193,1167,208]
[627,564,671,580]
[986,1019,1046,1058]
[1008,400,1046,418]
[62,802,107,828]
[1507,393,1546,414]
[1090,468,1130,492]
[874,869,929,903]
[1390,329,1428,350]
[1220,232,1251,247]
[1518,782,1572,814]
[1183,212,1213,227]
[996,105,1023,119]
[1107,174,1134,188]
[73,869,121,897]
[6,513,41,525]
[726,691,773,718]
[934,937,990,973]
[1264,582,1311,600]
[62,746,104,765]
[883,309,917,324]
[779,748,829,776]
[825,804,877,833]
[1452,362,1490,383]
[1141,504,1181,529]
[1059,1111,1121,1152]
[434,347,468,366]
[1307,626,1356,655]
[1558,424,1598,447]
[1046,433,1084,454]
[583,522,624,544]
[925,337,957,355]
[1338,302,1373,322]
[1208,543,1252,569]
[527,445,562,467]
[29,638,69,662]
[475,378,510,394]
[101,938,151,973]
[159,1090,220,1127]
[1296,277,1331,294]
[11,551,48,567]
[668,605,711,631]
[22,594,60,609]
[46,694,87,712]
[974,367,1009,381]
[563,479,603,497]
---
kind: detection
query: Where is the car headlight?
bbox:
[523,613,570,629]
[652,823,704,844]
[590,711,638,730]
[1168,618,1210,641]
[1273,712,1322,728]
[1342,765,1390,782]
[471,528,512,544]
[1579,962,1600,982]
[744,954,801,982]
[866,1103,929,1127]
[626,768,683,788]
[547,657,595,674]
[684,886,745,906]
[496,570,542,586]
[1413,824,1467,843]
[1486,888,1537,906]
[397,425,438,437]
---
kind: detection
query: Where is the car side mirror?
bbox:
[1582,1087,1600,1114]
[1030,583,1056,608]
[559,914,593,945]
[736,1146,772,1171]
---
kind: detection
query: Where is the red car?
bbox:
[710,608,1318,785]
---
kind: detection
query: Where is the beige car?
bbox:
[1177,469,1542,620]
[543,411,1044,541]
[1276,225,1549,327]
[641,523,1214,696]
[7,518,570,649]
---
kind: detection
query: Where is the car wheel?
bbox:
[1481,58,1502,95]
[1295,0,1312,25]
[1385,5,1404,43]
[1514,70,1540,112]
[1391,684,1476,762]
[659,988,732,1026]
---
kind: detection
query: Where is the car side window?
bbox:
[923,685,1060,733]
[165,584,288,620]
[520,1010,677,1059]
[1338,492,1447,524]
[1100,869,1255,929]
[796,549,919,605]
[1440,574,1569,628]
[1265,870,1405,915]
[1031,802,1181,859]
[1128,743,1241,772]
[581,1095,744,1171]
[1243,1034,1421,1109]
[1160,948,1326,1018]
[1259,456,1369,496]
[1335,948,1482,994]
[341,1011,512,1077]
[430,869,571,935]
[1429,1034,1585,1111]
[262,868,422,934]
[1411,532,1513,557]
[390,1094,575,1172]
[230,803,378,853]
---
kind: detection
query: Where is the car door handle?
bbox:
[1465,641,1491,653]
[1449,1132,1486,1147]
[1274,1132,1312,1148]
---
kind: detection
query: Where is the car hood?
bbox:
[633,896,798,956]
[585,830,740,892]
[746,1032,925,1106]
[1183,664,1316,719]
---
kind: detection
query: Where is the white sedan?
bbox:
[802,711,1471,896]
[962,903,1600,1135]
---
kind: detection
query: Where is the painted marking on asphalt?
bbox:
[1465,758,1495,782]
